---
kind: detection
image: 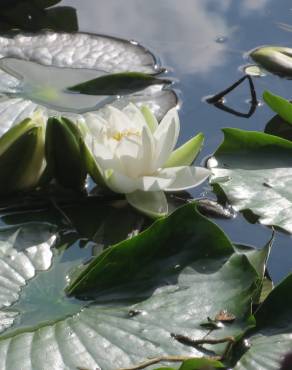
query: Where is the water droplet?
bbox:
[207,156,218,169]
[243,339,251,348]
[174,264,181,270]
[216,36,228,44]
[65,275,71,283]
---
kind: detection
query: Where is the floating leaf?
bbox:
[0,225,56,333]
[210,128,292,233]
[0,32,177,135]
[234,273,292,370]
[0,204,264,369]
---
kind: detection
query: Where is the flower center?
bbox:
[111,128,141,141]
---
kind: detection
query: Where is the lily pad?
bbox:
[0,204,264,370]
[0,32,177,134]
[209,128,292,233]
[0,224,56,333]
[234,274,292,370]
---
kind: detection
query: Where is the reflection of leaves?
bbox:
[210,128,292,233]
[0,204,264,369]
[63,198,148,248]
[0,0,78,32]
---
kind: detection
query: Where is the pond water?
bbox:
[61,0,292,283]
[1,2,292,368]
[0,0,291,339]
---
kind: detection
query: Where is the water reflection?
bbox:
[62,0,232,74]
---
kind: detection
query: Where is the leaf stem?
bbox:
[115,355,221,370]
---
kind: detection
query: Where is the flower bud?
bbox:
[0,114,45,195]
[250,46,292,78]
[45,117,87,191]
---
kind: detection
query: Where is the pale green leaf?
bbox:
[126,190,168,218]
[165,133,204,167]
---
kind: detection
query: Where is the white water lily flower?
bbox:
[84,104,210,217]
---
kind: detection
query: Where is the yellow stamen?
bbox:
[112,129,141,141]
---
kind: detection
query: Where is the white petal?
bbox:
[104,169,175,194]
[122,103,148,129]
[140,125,154,173]
[138,173,175,191]
[106,105,135,132]
[126,190,168,218]
[104,169,139,194]
[92,142,123,173]
[84,113,107,139]
[116,136,143,177]
[153,107,180,169]
[163,166,211,192]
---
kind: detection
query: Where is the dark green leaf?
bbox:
[0,204,263,369]
[67,72,171,95]
[45,6,78,32]
[265,114,292,141]
[234,274,292,370]
[65,203,235,296]
[179,358,224,369]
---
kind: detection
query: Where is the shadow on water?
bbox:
[0,0,78,32]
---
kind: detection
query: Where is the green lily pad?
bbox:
[0,32,177,135]
[210,128,292,233]
[0,204,264,370]
[234,273,292,370]
[0,224,56,333]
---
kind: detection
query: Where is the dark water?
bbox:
[60,0,292,283]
